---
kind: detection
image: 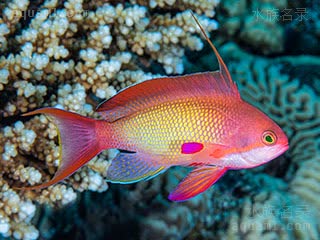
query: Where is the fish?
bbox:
[21,14,289,202]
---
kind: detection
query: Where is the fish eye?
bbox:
[262,130,277,146]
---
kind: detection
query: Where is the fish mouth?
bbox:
[217,143,289,169]
[242,144,289,167]
[276,143,289,156]
[282,144,289,153]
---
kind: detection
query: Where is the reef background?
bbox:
[0,0,319,239]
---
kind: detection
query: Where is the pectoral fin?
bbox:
[168,166,227,202]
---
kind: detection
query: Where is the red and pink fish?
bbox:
[21,15,288,201]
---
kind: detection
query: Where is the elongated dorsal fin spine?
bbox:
[191,12,233,86]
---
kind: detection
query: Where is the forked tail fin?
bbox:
[21,108,105,189]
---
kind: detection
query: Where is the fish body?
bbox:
[104,93,285,168]
[21,15,289,201]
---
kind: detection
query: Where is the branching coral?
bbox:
[0,0,219,239]
[133,0,219,17]
[1,0,218,117]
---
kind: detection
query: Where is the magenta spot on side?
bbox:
[181,142,204,154]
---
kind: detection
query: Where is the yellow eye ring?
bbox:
[262,131,277,146]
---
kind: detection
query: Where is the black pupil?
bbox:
[265,135,273,143]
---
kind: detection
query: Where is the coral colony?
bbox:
[0,0,219,238]
[0,0,319,239]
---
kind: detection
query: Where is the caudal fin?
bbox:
[21,108,104,190]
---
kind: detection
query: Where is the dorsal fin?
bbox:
[96,13,239,122]
[96,71,239,122]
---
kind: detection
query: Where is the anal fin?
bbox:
[168,166,227,202]
[106,153,167,184]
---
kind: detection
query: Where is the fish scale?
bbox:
[116,97,237,162]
